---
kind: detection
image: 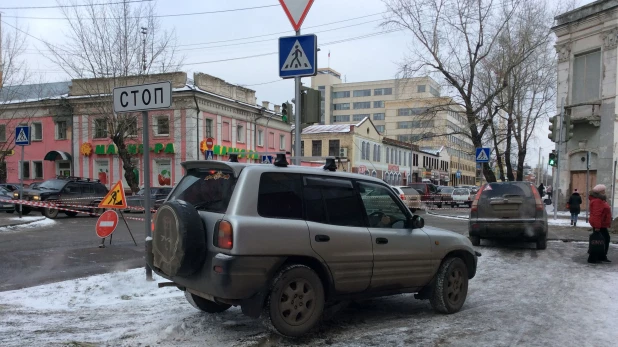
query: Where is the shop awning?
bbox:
[44,150,72,161]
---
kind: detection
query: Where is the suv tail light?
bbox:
[151,212,156,233]
[470,185,485,212]
[215,220,233,249]
[531,185,544,211]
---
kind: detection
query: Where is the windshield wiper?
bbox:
[193,199,224,210]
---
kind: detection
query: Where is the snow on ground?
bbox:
[0,217,55,233]
[7,216,45,222]
[0,242,617,347]
[547,218,591,228]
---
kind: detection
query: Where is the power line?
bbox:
[1,4,280,20]
[0,0,152,10]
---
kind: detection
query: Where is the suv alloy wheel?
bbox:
[430,257,469,314]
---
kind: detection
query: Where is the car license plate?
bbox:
[3,204,13,208]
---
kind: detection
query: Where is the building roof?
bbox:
[0,81,71,103]
[420,146,445,156]
[553,0,618,28]
[302,124,353,134]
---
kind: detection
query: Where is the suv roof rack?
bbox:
[56,175,101,183]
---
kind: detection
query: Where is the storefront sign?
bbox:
[91,143,175,156]
[80,143,93,156]
[213,145,259,160]
[388,164,400,172]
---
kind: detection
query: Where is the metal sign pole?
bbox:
[294,29,302,166]
[19,145,24,218]
[143,110,153,280]
[612,160,617,215]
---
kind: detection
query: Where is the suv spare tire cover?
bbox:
[152,200,206,277]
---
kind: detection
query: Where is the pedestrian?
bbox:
[589,184,612,263]
[547,185,553,200]
[567,189,582,226]
[538,183,545,198]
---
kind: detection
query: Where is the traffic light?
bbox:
[548,116,559,142]
[548,150,557,167]
[301,88,320,124]
[564,111,573,141]
[281,102,290,123]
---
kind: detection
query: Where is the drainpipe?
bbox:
[192,86,201,160]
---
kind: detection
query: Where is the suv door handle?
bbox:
[315,235,330,242]
[376,237,388,244]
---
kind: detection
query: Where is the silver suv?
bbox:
[146,156,480,337]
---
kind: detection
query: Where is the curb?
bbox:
[0,217,46,228]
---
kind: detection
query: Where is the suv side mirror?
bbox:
[408,215,425,229]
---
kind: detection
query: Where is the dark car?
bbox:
[409,182,447,208]
[468,181,548,250]
[0,187,16,213]
[15,176,109,218]
[125,187,173,213]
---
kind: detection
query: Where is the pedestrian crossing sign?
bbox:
[279,34,317,78]
[99,181,128,209]
[15,125,30,146]
[475,148,490,163]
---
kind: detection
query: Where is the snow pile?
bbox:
[0,244,617,346]
[8,216,45,222]
[0,217,55,232]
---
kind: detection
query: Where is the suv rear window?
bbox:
[481,182,532,199]
[399,187,419,195]
[408,183,427,192]
[258,173,303,219]
[168,168,237,213]
[453,189,469,195]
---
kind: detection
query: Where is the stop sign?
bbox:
[206,137,214,150]
[96,210,119,238]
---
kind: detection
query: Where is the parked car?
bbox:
[125,187,173,213]
[438,186,455,206]
[451,188,472,208]
[391,185,422,212]
[0,184,21,192]
[408,182,445,207]
[468,181,548,249]
[147,159,479,337]
[0,187,15,213]
[14,176,108,218]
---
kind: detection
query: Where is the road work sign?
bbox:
[99,181,128,209]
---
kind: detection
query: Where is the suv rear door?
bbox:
[303,175,373,294]
[357,181,433,290]
[476,182,537,221]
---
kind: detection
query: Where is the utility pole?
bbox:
[293,29,302,165]
[537,146,542,186]
[553,98,564,221]
[141,27,148,73]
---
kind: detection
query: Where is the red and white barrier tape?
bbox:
[0,198,151,220]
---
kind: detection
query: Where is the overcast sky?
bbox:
[2,0,592,167]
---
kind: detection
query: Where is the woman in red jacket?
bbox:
[589,184,612,262]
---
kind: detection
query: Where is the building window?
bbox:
[377,145,381,162]
[333,115,350,122]
[373,144,377,161]
[95,160,110,185]
[156,159,172,186]
[333,91,350,98]
[257,130,264,146]
[366,142,371,160]
[373,101,384,108]
[386,147,390,164]
[280,135,286,150]
[55,121,67,140]
[374,88,393,96]
[353,89,371,97]
[398,108,428,116]
[404,152,407,166]
[300,141,304,156]
[31,123,42,141]
[32,161,43,179]
[353,102,371,109]
[329,140,340,157]
[573,50,601,103]
[269,132,275,149]
[417,85,426,93]
[222,122,230,141]
[334,103,350,110]
[20,161,30,179]
[155,116,170,136]
[312,140,322,156]
[0,124,5,142]
[205,118,214,138]
[94,119,108,138]
[430,86,440,97]
[373,113,385,121]
[237,124,244,143]
[353,114,369,122]
[375,125,385,133]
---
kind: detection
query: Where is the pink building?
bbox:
[0,72,292,189]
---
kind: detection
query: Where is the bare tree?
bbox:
[43,0,182,192]
[383,0,549,182]
[0,19,37,182]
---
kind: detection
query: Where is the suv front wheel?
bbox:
[265,264,325,337]
[430,257,469,314]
